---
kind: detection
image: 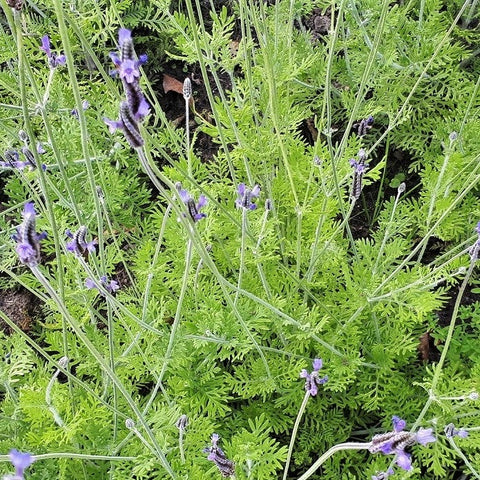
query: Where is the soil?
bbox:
[0,288,40,333]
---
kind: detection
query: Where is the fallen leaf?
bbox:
[163,74,184,95]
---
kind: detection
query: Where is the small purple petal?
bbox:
[137,54,148,66]
[134,98,150,120]
[379,441,394,455]
[85,278,96,289]
[66,241,76,252]
[16,242,35,262]
[392,416,406,432]
[308,383,318,396]
[86,240,97,253]
[299,369,309,378]
[109,52,122,67]
[103,117,124,134]
[415,427,436,445]
[251,184,261,197]
[178,189,191,203]
[9,449,34,476]
[120,59,139,83]
[40,35,51,56]
[312,358,323,371]
[316,374,328,384]
[197,195,207,209]
[54,55,66,66]
[107,280,119,293]
[23,202,36,216]
[395,450,412,471]
[237,183,246,196]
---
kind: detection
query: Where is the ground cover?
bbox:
[0,0,479,479]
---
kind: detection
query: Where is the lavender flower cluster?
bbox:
[369,415,436,474]
[104,29,149,148]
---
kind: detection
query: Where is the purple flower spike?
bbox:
[356,115,374,137]
[236,183,261,210]
[12,203,47,267]
[300,358,328,397]
[9,449,34,478]
[177,185,207,222]
[369,417,436,471]
[106,28,149,148]
[350,149,369,200]
[66,226,97,256]
[203,433,235,478]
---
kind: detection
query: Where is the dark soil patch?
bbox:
[436,283,480,328]
[150,58,231,164]
[299,7,331,42]
[0,288,41,333]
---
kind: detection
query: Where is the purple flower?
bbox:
[369,417,436,471]
[40,35,65,68]
[356,115,374,137]
[8,449,34,479]
[236,183,260,210]
[299,358,328,396]
[65,226,97,255]
[85,276,119,295]
[105,29,150,148]
[372,468,395,480]
[203,433,235,477]
[12,203,47,267]
[445,423,469,439]
[350,149,368,200]
[392,416,406,432]
[71,100,90,118]
[177,186,207,222]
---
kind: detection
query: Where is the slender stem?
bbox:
[235,209,248,305]
[179,429,186,464]
[283,392,310,480]
[296,442,372,480]
[446,437,480,479]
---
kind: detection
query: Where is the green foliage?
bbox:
[0,0,479,479]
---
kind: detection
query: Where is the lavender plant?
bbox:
[0,0,479,479]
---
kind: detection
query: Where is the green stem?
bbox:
[283,392,310,480]
[296,442,371,480]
